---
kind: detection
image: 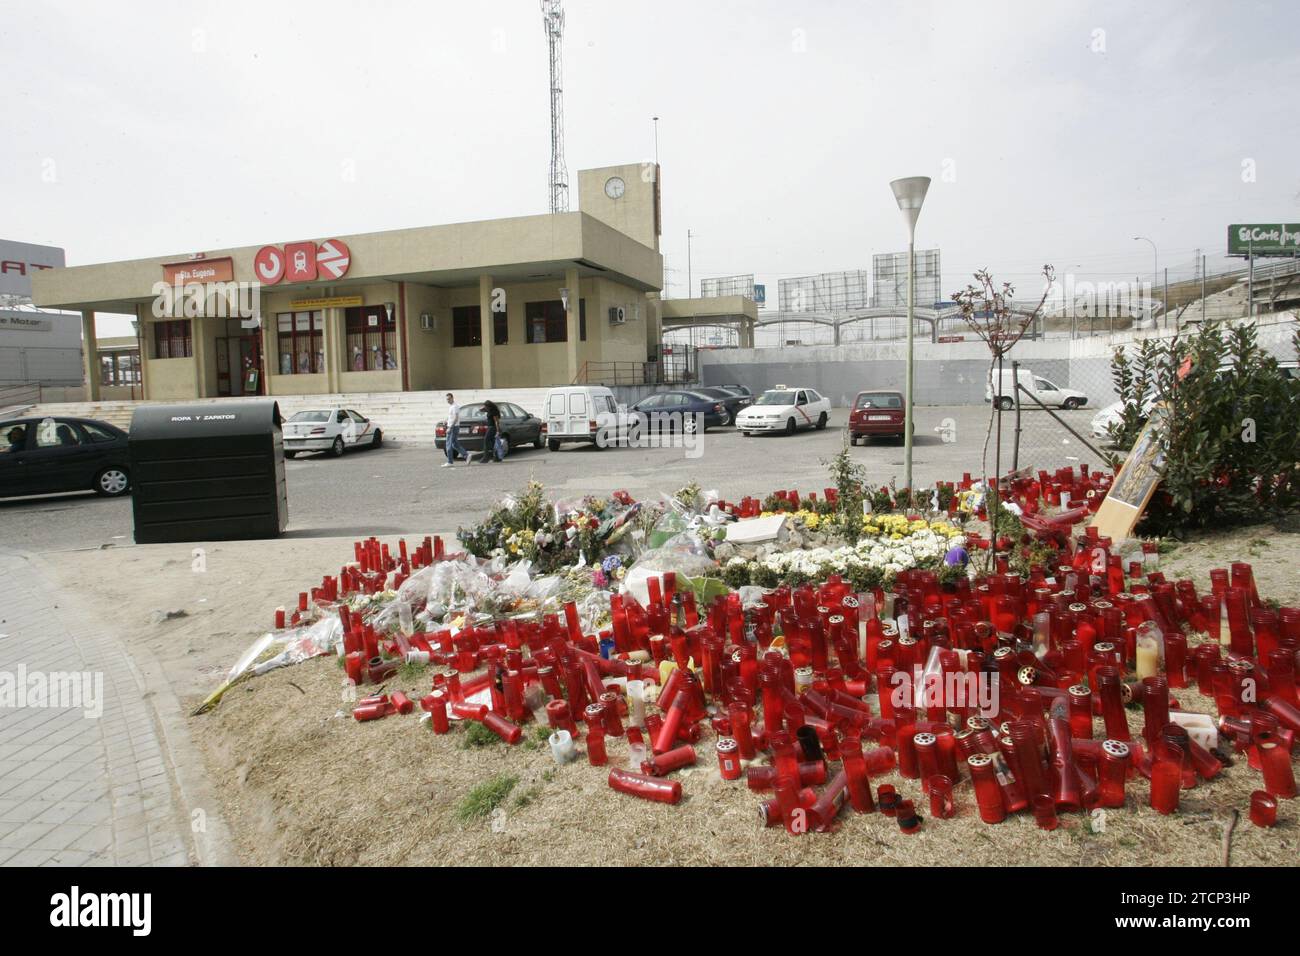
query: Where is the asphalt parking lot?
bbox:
[0,405,1103,554]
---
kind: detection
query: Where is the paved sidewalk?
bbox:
[0,549,206,866]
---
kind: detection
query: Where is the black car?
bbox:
[435,401,544,456]
[629,390,727,433]
[693,386,752,426]
[0,415,131,498]
[713,384,754,400]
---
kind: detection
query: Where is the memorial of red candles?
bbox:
[258,470,1298,837]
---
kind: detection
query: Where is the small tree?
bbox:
[951,266,1055,565]
[825,437,868,541]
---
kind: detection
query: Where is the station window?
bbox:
[153,320,192,359]
[276,311,324,375]
[525,299,585,344]
[98,352,140,386]
[344,306,399,371]
[452,306,508,346]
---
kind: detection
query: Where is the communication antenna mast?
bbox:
[541,0,569,212]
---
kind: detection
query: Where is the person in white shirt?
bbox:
[442,392,465,467]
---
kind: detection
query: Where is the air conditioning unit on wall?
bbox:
[609,306,626,324]
[420,313,434,332]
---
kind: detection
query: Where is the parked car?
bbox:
[848,390,910,443]
[986,368,1088,410]
[629,390,727,434]
[542,385,633,450]
[435,401,544,456]
[735,386,831,435]
[693,386,753,425]
[283,408,383,458]
[0,415,131,498]
[712,383,754,400]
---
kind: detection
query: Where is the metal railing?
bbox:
[573,353,700,387]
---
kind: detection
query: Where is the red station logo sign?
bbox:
[253,238,351,285]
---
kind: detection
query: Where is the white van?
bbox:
[986,368,1088,410]
[542,385,630,450]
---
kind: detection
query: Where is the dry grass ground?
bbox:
[47,525,1300,867]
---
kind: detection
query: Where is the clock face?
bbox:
[604,176,626,199]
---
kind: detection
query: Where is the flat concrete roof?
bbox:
[32,211,663,313]
[660,295,758,324]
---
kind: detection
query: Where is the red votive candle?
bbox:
[1032,794,1058,830]
[716,737,742,780]
[967,753,1006,823]
[877,784,900,817]
[608,767,682,804]
[586,727,607,765]
[1149,743,1183,815]
[482,711,521,744]
[928,774,955,819]
[1257,734,1297,798]
[647,744,697,776]
[1097,739,1130,808]
[1249,790,1278,827]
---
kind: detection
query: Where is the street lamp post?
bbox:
[890,176,931,495]
[1133,236,1157,326]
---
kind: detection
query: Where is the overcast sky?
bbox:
[5,1,1298,336]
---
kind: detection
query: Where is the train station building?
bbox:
[32,163,686,401]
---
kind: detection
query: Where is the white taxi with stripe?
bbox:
[283,407,383,458]
[735,386,832,436]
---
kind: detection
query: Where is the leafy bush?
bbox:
[1109,322,1300,534]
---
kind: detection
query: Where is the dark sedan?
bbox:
[713,384,754,400]
[435,402,544,456]
[693,386,752,426]
[0,415,132,498]
[630,390,727,434]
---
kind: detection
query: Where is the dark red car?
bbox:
[848,390,909,443]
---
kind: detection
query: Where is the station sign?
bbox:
[254,238,352,285]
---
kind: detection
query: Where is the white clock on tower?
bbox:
[604,176,626,199]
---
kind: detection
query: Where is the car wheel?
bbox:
[285,451,297,459]
[372,429,383,447]
[786,417,797,435]
[534,432,545,449]
[94,466,130,497]
[684,417,698,435]
[742,431,752,437]
[331,436,345,457]
[548,439,561,452]
[1062,398,1081,410]
[849,434,858,446]
[718,410,731,426]
[816,412,828,430]
[997,396,1014,411]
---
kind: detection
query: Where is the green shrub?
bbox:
[1109,322,1300,534]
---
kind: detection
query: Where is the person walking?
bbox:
[442,392,465,467]
[478,399,503,464]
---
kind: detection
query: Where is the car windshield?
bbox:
[755,390,796,406]
[856,392,901,409]
[289,411,331,422]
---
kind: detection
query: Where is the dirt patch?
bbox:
[43,525,1300,866]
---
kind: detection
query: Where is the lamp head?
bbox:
[890,176,931,234]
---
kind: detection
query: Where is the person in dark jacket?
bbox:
[478,399,503,463]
